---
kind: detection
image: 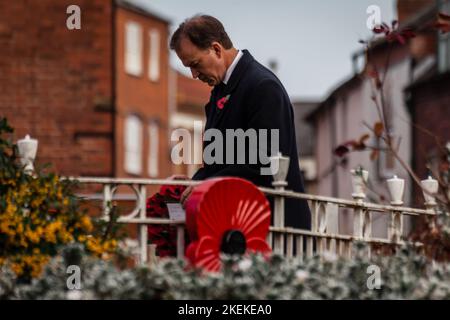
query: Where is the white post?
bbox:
[270,153,290,254]
[387,175,405,242]
[147,244,158,267]
[176,225,185,260]
[138,184,148,265]
[103,184,112,217]
[351,167,369,239]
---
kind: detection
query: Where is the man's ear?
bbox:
[211,42,223,58]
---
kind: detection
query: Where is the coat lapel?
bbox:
[209,50,254,129]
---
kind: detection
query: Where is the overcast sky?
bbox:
[130,0,396,100]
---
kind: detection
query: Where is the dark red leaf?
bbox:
[359,133,370,144]
[396,34,406,45]
[334,145,350,157]
[373,26,385,34]
[367,69,379,80]
[435,22,450,34]
[438,12,450,21]
[401,28,416,39]
[375,78,382,89]
[386,33,396,42]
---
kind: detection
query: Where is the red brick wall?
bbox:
[0,0,114,176]
[410,72,450,205]
[115,7,171,180]
[176,71,211,115]
[397,0,435,24]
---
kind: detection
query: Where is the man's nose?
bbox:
[190,68,200,79]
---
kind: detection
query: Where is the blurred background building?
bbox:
[0,0,210,184]
[304,0,450,236]
[0,0,449,233]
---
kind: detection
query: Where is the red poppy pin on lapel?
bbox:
[216,94,231,110]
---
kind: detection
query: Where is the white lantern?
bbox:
[17,134,38,175]
[421,176,439,206]
[270,152,289,187]
[387,175,405,206]
[351,167,369,200]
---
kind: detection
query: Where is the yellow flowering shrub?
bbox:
[0,118,121,281]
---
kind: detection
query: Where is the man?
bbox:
[171,15,311,230]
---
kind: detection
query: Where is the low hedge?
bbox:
[1,242,449,300]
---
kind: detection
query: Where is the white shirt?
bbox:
[222,50,243,85]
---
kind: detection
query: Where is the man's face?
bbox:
[176,37,226,86]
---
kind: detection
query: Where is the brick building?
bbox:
[170,70,211,178]
[406,0,450,206]
[0,0,172,180]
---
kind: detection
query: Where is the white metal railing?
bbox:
[17,135,440,265]
[68,173,437,265]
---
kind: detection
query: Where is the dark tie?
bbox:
[216,82,227,97]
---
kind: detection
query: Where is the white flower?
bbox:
[238,259,252,271]
[322,251,338,263]
[66,290,82,300]
[118,238,140,255]
[295,270,309,283]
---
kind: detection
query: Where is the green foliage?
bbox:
[1,243,449,300]
[0,117,122,281]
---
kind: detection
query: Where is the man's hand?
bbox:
[167,174,189,181]
[166,174,193,208]
[180,186,194,209]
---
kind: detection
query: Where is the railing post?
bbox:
[103,184,112,217]
[176,225,185,260]
[351,168,369,240]
[387,175,405,243]
[270,153,290,254]
[147,244,158,267]
[138,184,148,265]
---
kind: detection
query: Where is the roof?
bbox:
[304,74,362,122]
[115,0,171,24]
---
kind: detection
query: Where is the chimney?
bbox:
[268,59,278,74]
[397,0,435,24]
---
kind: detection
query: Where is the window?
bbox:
[125,21,142,76]
[148,29,160,81]
[124,115,143,175]
[148,121,159,177]
[438,0,450,73]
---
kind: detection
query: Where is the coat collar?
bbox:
[207,50,254,129]
[214,49,254,96]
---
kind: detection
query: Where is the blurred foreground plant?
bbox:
[0,118,123,281]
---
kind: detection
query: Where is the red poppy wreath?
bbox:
[184,177,271,272]
[146,184,187,257]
